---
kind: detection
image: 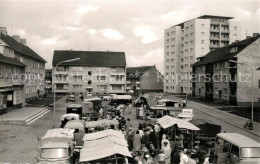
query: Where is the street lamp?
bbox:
[229,60,254,129]
[53,58,80,128]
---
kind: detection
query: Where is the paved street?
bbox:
[0,95,259,163]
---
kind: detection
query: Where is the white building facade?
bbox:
[164,15,241,94]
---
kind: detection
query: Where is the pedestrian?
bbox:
[149,129,157,149]
[180,148,189,164]
[158,150,166,164]
[161,134,170,150]
[172,147,181,164]
[183,99,187,108]
[125,118,132,132]
[133,130,142,154]
[186,150,197,164]
[128,103,132,114]
[161,141,171,164]
[139,105,144,120]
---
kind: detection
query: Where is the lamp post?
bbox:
[229,60,254,129]
[53,58,80,128]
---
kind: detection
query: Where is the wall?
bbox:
[140,67,163,92]
[229,21,242,43]
[236,38,260,105]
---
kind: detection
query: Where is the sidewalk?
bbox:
[0,107,49,125]
[164,95,260,138]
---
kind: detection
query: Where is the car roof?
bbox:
[67,104,82,108]
[41,142,69,149]
[64,120,84,129]
[217,133,260,147]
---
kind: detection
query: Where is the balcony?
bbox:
[53,71,69,75]
[110,80,125,84]
[221,37,230,41]
[126,87,131,90]
[136,81,140,84]
[221,29,230,33]
[136,87,140,90]
[110,72,125,75]
[110,89,125,93]
[210,29,220,33]
[126,81,131,84]
[210,37,220,40]
[209,44,219,48]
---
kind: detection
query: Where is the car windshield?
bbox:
[41,148,69,159]
[241,147,260,158]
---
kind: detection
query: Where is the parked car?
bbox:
[64,120,86,152]
[67,104,83,119]
[68,94,76,102]
[102,96,110,101]
[37,128,75,163]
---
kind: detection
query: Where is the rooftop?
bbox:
[0,32,46,62]
[52,50,126,67]
[193,34,260,67]
[126,66,155,78]
[0,53,26,67]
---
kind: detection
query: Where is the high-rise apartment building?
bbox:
[164,15,241,94]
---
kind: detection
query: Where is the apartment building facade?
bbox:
[126,66,163,93]
[192,34,260,106]
[0,27,46,113]
[52,50,126,95]
[164,15,241,94]
[45,69,52,94]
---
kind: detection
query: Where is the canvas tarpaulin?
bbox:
[82,129,124,141]
[157,115,200,130]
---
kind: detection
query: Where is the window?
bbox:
[88,80,92,84]
[201,47,205,52]
[97,76,106,81]
[224,62,228,69]
[73,85,82,89]
[231,145,239,157]
[97,85,107,90]
[201,32,205,36]
[201,24,205,28]
[234,34,237,39]
[223,75,227,82]
[224,88,228,95]
[88,71,92,76]
[230,46,237,53]
[234,26,237,30]
[166,86,169,89]
[201,40,205,44]
[0,66,2,77]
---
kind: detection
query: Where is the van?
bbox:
[215,133,260,163]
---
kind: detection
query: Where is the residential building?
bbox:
[164,15,241,94]
[192,33,260,106]
[45,69,52,94]
[0,27,46,113]
[126,66,163,93]
[52,50,126,95]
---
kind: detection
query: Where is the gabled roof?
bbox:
[0,33,46,62]
[52,50,126,67]
[193,35,260,67]
[126,66,154,78]
[0,53,26,67]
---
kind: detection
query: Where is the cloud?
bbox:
[133,25,158,44]
[86,28,97,35]
[100,28,125,40]
[75,5,99,16]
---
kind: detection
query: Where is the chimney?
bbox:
[12,35,20,43]
[0,27,7,35]
[246,36,250,39]
[20,39,27,46]
[253,33,259,37]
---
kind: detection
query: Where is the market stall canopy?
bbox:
[82,129,123,141]
[85,119,119,128]
[79,141,132,162]
[157,115,200,130]
[80,129,132,163]
[150,106,168,110]
[83,97,101,102]
[60,113,80,121]
[83,135,128,148]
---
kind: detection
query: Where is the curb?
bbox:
[0,108,49,126]
[188,100,260,137]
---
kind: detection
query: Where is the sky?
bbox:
[0,0,259,72]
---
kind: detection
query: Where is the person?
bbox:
[128,127,135,151]
[133,130,142,154]
[125,118,132,132]
[186,150,196,164]
[139,105,144,120]
[99,108,103,117]
[183,99,187,108]
[128,103,132,114]
[143,128,151,149]
[161,134,170,150]
[172,147,181,164]
[158,150,166,164]
[161,141,171,164]
[154,123,161,148]
[149,129,157,149]
[180,148,189,164]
